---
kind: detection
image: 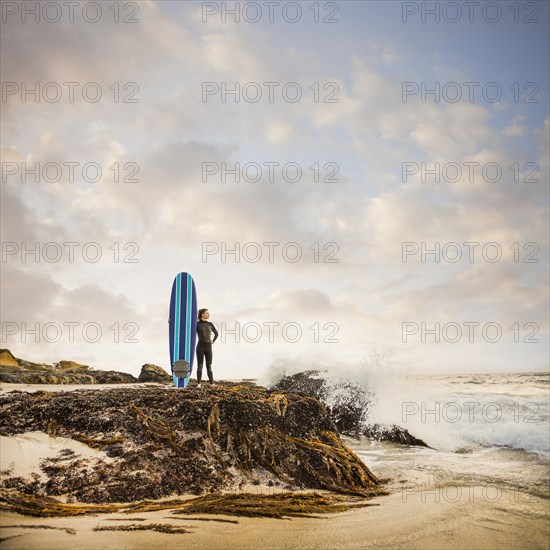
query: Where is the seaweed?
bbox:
[167,516,239,524]
[0,490,380,520]
[0,490,121,517]
[70,434,125,449]
[170,492,381,519]
[1,524,76,535]
[94,523,191,534]
[105,517,147,521]
[130,404,187,453]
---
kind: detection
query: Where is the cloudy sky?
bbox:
[1,0,548,379]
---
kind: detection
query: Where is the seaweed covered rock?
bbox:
[273,371,428,447]
[363,424,428,446]
[273,371,326,399]
[273,371,371,432]
[138,363,171,383]
[0,385,383,503]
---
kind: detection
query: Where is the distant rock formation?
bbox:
[0,349,138,384]
[273,371,428,447]
[0,349,18,367]
[0,384,386,503]
[138,363,172,383]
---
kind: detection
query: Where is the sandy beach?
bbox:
[2,486,549,550]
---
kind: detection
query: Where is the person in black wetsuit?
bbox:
[196,308,218,386]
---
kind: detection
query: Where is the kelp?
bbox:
[0,489,381,519]
[94,523,190,534]
[170,491,382,519]
[0,490,121,517]
[0,524,76,535]
[166,516,239,524]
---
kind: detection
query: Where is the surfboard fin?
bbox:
[173,359,190,378]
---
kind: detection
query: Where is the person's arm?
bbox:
[210,322,219,343]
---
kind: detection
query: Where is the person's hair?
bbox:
[198,308,208,321]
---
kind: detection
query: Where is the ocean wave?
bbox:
[263,360,550,458]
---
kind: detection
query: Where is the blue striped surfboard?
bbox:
[168,272,197,388]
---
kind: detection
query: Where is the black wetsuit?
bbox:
[196,320,218,383]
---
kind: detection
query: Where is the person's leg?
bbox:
[196,342,205,383]
[205,344,214,384]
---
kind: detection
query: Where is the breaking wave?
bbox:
[263,359,550,458]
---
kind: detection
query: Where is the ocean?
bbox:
[346,371,550,503]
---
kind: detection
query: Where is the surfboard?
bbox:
[169,272,197,388]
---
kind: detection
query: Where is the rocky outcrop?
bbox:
[56,360,90,371]
[0,349,138,384]
[0,385,384,503]
[363,424,429,446]
[89,370,138,384]
[138,363,172,383]
[0,349,18,367]
[273,371,371,432]
[273,371,428,447]
[273,370,326,399]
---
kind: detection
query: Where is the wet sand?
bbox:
[1,487,549,550]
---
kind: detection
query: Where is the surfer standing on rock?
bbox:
[196,308,218,387]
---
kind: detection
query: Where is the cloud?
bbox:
[503,115,526,137]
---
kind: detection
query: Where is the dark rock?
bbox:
[272,371,371,432]
[362,424,428,447]
[272,371,428,447]
[92,370,138,384]
[138,364,171,383]
[273,371,326,399]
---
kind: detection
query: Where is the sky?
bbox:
[1,0,549,379]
